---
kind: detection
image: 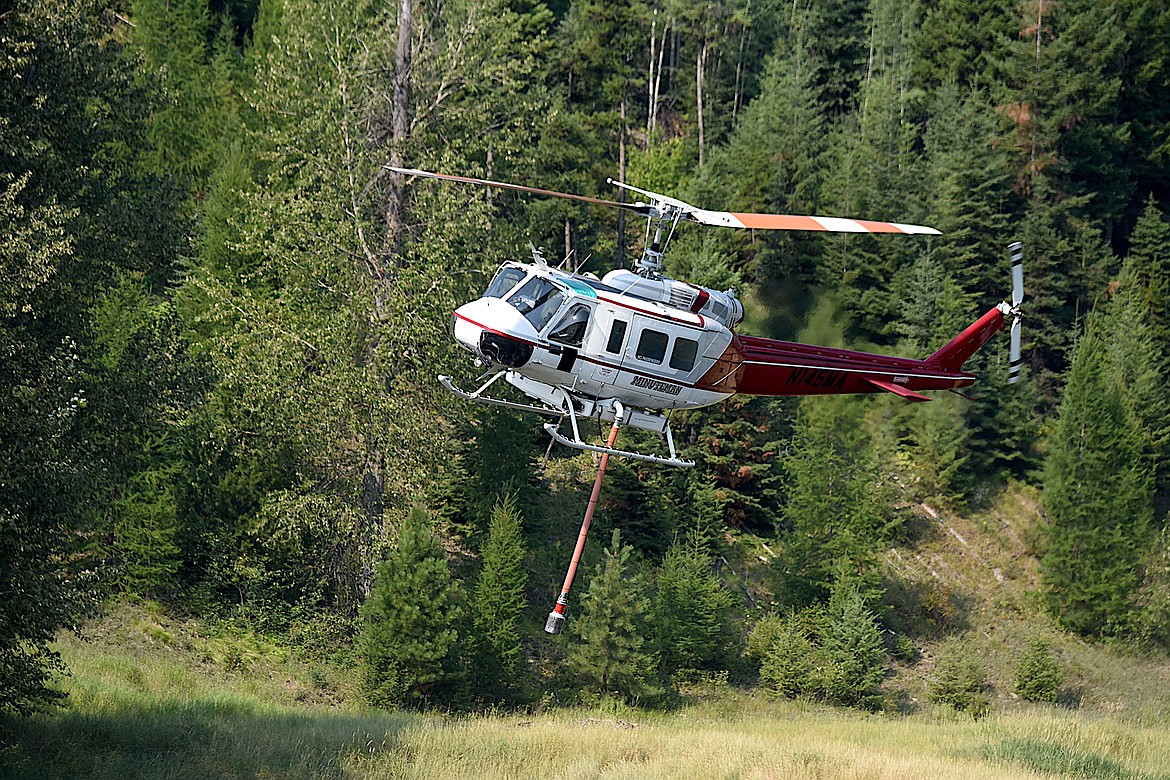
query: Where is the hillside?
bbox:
[2,592,1169,779]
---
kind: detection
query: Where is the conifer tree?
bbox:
[360,506,463,707]
[774,400,894,607]
[653,531,735,679]
[1118,198,1170,507]
[1042,313,1153,636]
[568,530,661,702]
[1012,637,1063,703]
[819,579,886,710]
[470,494,528,702]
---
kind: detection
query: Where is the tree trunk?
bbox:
[618,96,627,268]
[385,0,413,257]
[647,10,657,143]
[696,39,706,168]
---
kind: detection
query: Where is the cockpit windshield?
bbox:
[508,277,565,331]
[484,265,527,299]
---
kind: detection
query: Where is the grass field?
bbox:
[2,606,1169,780]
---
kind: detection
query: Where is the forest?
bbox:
[3,0,1170,717]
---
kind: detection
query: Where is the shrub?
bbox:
[1013,638,1063,703]
[928,643,990,716]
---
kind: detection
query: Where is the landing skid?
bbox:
[437,373,695,468]
[439,373,566,418]
[544,423,694,468]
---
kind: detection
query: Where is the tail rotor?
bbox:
[1007,241,1024,384]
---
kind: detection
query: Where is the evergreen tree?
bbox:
[470,494,528,702]
[774,400,895,607]
[818,579,886,710]
[1118,198,1170,508]
[568,530,661,702]
[360,505,463,707]
[751,612,820,699]
[817,0,931,342]
[927,640,990,715]
[653,531,735,679]
[1042,313,1153,636]
[1012,637,1063,703]
[914,0,1016,90]
[704,6,827,330]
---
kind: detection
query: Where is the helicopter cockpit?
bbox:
[481,263,594,338]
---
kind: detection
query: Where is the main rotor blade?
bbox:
[684,207,941,235]
[387,167,652,216]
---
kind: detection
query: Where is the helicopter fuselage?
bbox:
[452,262,743,415]
[450,260,997,427]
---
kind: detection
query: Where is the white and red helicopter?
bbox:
[394,166,1024,633]
[393,167,1024,469]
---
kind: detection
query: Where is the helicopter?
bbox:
[391,167,1024,469]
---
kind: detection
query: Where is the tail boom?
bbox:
[729,335,976,400]
[925,305,1007,373]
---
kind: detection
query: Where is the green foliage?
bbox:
[0,0,188,713]
[9,0,1170,722]
[1042,313,1153,636]
[1012,638,1063,703]
[470,494,529,702]
[774,400,895,607]
[819,581,886,710]
[927,641,990,716]
[359,506,463,708]
[749,612,820,699]
[568,530,662,703]
[653,532,736,679]
[747,583,886,711]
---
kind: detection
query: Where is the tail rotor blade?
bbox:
[1009,241,1024,308]
[1009,317,1022,384]
[1007,241,1024,384]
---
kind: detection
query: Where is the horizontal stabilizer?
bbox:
[864,378,932,402]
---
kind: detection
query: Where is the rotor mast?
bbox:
[608,178,687,278]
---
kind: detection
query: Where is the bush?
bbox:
[927,643,990,716]
[1012,638,1063,702]
[756,615,820,698]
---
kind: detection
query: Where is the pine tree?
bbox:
[1119,198,1170,508]
[568,530,661,702]
[653,531,735,679]
[360,506,463,707]
[1042,313,1153,636]
[816,0,931,342]
[818,579,886,710]
[470,494,528,702]
[774,400,894,608]
[1012,637,1063,702]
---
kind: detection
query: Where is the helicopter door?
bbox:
[546,302,593,372]
[624,317,703,404]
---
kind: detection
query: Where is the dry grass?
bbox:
[3,604,1170,780]
[347,705,1170,779]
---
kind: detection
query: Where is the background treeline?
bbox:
[3,0,1170,714]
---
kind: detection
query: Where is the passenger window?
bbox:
[549,304,591,346]
[606,320,628,354]
[670,337,699,371]
[636,329,669,364]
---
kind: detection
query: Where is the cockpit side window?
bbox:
[484,266,527,299]
[549,304,591,346]
[509,277,565,331]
